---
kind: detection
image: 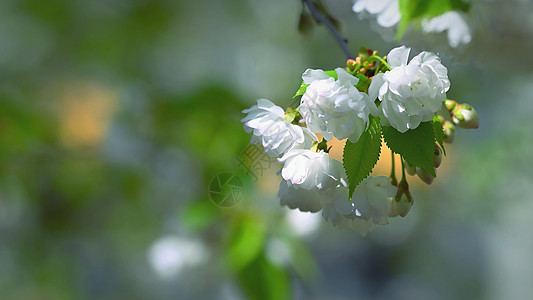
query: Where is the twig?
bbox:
[302,0,355,59]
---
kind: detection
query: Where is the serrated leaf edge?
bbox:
[343,117,382,199]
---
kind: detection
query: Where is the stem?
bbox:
[390,152,397,186]
[368,55,391,71]
[302,0,355,59]
[400,155,407,181]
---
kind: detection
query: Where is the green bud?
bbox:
[346,59,357,71]
[452,103,479,129]
[443,121,455,143]
[444,99,457,112]
[284,107,301,124]
[392,179,413,217]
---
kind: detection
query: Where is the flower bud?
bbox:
[390,179,413,217]
[358,47,370,58]
[347,59,357,71]
[444,99,457,112]
[433,144,442,168]
[443,121,455,143]
[404,161,416,176]
[416,167,435,185]
[284,107,301,124]
[451,103,479,129]
[393,193,412,217]
[392,180,413,217]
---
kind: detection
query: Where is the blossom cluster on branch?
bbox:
[241,46,478,235]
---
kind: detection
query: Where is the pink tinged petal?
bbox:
[282,157,305,183]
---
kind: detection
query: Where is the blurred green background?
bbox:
[1,0,533,299]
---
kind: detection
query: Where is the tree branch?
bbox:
[302,0,355,60]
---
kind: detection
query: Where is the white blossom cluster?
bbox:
[369,46,450,132]
[242,46,450,235]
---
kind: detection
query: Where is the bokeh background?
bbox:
[1,0,533,299]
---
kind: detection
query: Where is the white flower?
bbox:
[369,46,450,132]
[322,176,397,235]
[299,68,377,142]
[279,149,345,190]
[278,179,324,212]
[242,99,316,157]
[321,186,378,235]
[351,176,397,223]
[352,0,401,28]
[422,11,472,48]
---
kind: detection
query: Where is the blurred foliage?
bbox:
[1,0,532,299]
[397,0,470,37]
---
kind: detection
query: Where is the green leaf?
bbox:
[324,70,338,80]
[382,122,436,176]
[397,0,470,39]
[293,82,309,98]
[343,116,382,199]
[237,253,290,300]
[432,115,446,155]
[355,73,371,92]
